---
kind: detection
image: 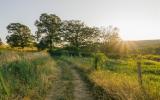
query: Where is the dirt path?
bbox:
[45,59,94,100]
[45,60,74,100]
[71,68,93,100]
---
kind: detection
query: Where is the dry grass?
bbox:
[90,70,144,100]
[64,56,160,100]
[0,51,59,100]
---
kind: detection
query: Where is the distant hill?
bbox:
[124,39,160,54]
[126,39,160,49]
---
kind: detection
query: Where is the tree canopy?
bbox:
[100,26,121,55]
[3,13,123,56]
[6,23,34,48]
[62,20,100,49]
[35,13,62,49]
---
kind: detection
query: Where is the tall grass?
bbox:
[63,56,160,100]
[0,51,59,100]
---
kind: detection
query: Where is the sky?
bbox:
[0,0,160,42]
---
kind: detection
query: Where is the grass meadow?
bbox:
[62,55,160,100]
[0,50,59,100]
[1,46,160,100]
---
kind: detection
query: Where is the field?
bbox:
[1,1,160,100]
[61,55,160,100]
[1,48,160,100]
[0,50,60,100]
[1,47,160,100]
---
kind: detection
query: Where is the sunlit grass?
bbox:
[0,51,59,99]
[64,56,160,100]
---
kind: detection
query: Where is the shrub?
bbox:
[93,53,108,69]
[2,60,37,84]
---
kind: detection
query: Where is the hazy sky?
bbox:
[0,0,160,41]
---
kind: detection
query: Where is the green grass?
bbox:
[0,51,59,99]
[56,60,74,100]
[1,50,160,99]
[62,55,160,100]
[45,59,74,100]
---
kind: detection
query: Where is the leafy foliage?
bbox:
[36,37,49,50]
[6,23,34,48]
[100,26,121,55]
[62,20,99,49]
[35,13,62,49]
[93,53,108,69]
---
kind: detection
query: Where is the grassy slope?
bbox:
[63,56,160,100]
[126,39,160,48]
[0,51,60,100]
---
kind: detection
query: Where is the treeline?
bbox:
[1,13,128,56]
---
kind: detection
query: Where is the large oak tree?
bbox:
[6,23,34,48]
[62,20,99,50]
[35,13,62,49]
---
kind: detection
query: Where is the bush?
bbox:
[93,53,108,69]
[2,60,37,84]
[79,52,93,57]
[107,53,121,59]
[144,55,160,62]
[49,48,93,57]
[49,49,69,56]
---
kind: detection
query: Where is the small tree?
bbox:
[100,26,121,55]
[6,23,34,48]
[93,53,108,70]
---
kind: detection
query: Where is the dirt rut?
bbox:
[71,68,93,100]
[45,60,94,100]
